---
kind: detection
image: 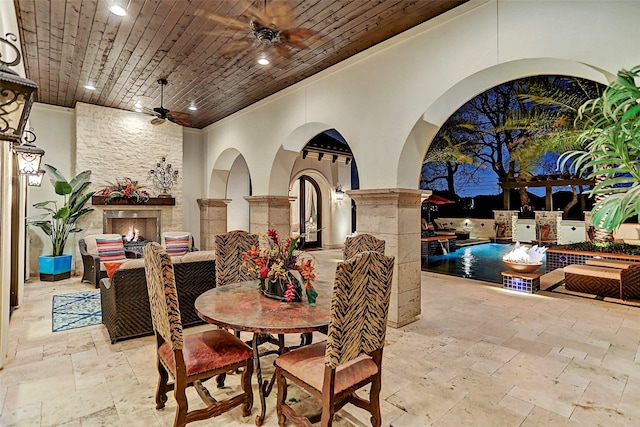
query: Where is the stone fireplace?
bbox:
[103,209,162,243]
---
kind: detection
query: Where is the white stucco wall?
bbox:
[183,128,203,247]
[201,0,640,197]
[227,155,251,231]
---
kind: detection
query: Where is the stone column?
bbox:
[348,188,422,328]
[244,196,294,239]
[197,199,230,250]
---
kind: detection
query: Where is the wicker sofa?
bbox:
[100,250,216,343]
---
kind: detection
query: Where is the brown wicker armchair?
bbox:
[100,251,217,343]
[79,234,140,288]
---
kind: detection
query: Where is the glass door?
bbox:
[298,176,321,248]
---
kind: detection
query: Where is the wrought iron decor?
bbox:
[0,33,38,141]
[148,157,178,197]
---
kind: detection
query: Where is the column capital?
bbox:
[244,195,296,207]
[348,188,423,207]
[197,198,231,208]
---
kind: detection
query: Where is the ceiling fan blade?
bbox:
[167,111,191,120]
[200,11,247,30]
[221,40,252,55]
[150,117,165,126]
[168,115,192,127]
[273,43,292,59]
[264,1,295,29]
[280,28,320,45]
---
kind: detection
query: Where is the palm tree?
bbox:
[558,65,640,242]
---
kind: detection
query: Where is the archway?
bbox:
[398,58,613,190]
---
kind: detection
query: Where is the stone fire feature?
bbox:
[73,102,184,272]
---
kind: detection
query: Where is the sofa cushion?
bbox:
[118,258,146,270]
[164,234,191,256]
[96,237,126,262]
[181,250,215,263]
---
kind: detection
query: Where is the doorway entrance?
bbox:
[296,176,321,248]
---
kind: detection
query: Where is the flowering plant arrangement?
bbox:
[242,229,318,305]
[98,177,150,204]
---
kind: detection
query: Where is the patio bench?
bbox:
[563,263,640,300]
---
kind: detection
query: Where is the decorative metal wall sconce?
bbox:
[148,157,179,197]
[14,128,45,175]
[335,184,345,201]
[0,33,38,142]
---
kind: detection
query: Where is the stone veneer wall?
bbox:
[74,102,184,271]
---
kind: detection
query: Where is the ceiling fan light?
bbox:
[258,57,270,65]
[188,104,197,111]
[84,83,96,90]
[109,4,127,16]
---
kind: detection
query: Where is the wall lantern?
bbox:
[335,184,345,201]
[0,33,38,142]
[27,169,45,186]
[14,128,45,175]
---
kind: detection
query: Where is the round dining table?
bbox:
[194,280,331,426]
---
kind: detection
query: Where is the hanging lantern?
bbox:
[13,128,45,175]
[0,33,38,142]
[27,168,45,187]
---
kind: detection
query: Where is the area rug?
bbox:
[52,290,101,332]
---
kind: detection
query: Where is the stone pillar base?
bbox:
[244,195,294,239]
[197,199,231,250]
[348,188,422,328]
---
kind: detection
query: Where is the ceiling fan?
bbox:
[203,0,322,60]
[144,79,191,126]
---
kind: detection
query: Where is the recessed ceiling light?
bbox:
[109,4,127,16]
[188,104,197,111]
[84,84,96,90]
[258,57,270,65]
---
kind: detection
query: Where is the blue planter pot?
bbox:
[39,254,72,281]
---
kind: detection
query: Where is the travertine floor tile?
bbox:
[2,249,639,426]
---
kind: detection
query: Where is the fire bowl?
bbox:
[502,260,543,273]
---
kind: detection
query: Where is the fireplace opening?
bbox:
[103,210,162,245]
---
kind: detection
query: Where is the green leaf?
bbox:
[54,180,72,196]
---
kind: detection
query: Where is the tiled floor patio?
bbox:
[2,249,640,426]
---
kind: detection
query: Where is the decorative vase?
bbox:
[260,271,302,302]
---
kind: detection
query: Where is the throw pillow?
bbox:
[165,235,190,256]
[95,237,126,262]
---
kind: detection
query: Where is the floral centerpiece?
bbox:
[98,177,150,204]
[242,229,318,305]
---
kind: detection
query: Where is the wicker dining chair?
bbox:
[275,251,395,427]
[143,242,253,427]
[214,230,260,287]
[342,233,385,260]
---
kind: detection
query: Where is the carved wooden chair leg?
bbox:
[155,357,170,409]
[241,358,254,416]
[276,367,287,427]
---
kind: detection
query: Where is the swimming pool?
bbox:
[426,243,546,284]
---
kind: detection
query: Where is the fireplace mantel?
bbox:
[92,195,175,206]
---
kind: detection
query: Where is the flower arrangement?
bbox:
[242,229,318,305]
[98,177,150,204]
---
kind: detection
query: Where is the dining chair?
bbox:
[342,233,385,260]
[215,230,260,287]
[275,250,395,427]
[143,242,254,427]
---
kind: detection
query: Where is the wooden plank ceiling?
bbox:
[14,0,466,129]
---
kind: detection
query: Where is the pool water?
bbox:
[426,243,547,284]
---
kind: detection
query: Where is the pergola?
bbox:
[499,176,595,211]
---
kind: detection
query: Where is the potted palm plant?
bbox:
[559,64,640,240]
[29,164,95,281]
